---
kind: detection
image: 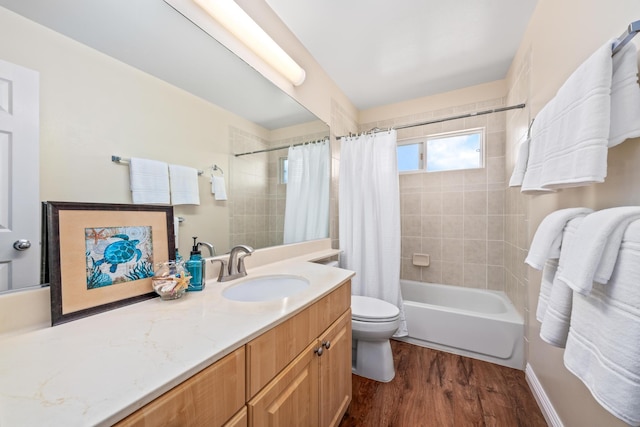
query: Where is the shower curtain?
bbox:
[339,130,407,337]
[283,141,330,244]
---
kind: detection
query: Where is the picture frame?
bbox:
[45,201,175,326]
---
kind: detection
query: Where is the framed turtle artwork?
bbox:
[45,202,175,325]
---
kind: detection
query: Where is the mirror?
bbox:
[0,0,329,293]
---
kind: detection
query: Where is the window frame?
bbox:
[397,127,485,174]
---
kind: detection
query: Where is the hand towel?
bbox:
[563,220,640,426]
[169,164,200,205]
[609,41,640,147]
[558,206,640,295]
[129,157,170,204]
[521,40,613,192]
[173,216,180,250]
[525,207,593,270]
[211,176,227,201]
[538,216,583,347]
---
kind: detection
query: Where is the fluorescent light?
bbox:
[193,0,306,86]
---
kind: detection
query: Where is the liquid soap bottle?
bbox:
[186,237,204,291]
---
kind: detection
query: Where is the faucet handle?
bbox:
[211,259,229,282]
[237,252,252,276]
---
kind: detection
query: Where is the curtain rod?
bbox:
[336,103,526,140]
[234,137,329,157]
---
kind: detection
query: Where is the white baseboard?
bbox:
[525,363,563,427]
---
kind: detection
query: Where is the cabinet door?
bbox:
[115,347,245,427]
[319,310,352,427]
[248,341,320,427]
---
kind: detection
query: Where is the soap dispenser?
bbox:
[186,237,204,291]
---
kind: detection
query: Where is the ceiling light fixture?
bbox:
[192,0,306,86]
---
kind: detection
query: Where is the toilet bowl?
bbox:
[351,295,400,383]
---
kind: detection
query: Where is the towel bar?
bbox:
[111,155,204,175]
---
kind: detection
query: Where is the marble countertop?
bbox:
[0,253,353,426]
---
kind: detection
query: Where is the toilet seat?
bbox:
[351,295,400,322]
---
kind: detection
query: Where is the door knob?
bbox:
[322,340,331,349]
[13,239,31,251]
[314,346,324,356]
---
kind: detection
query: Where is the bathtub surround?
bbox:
[361,93,513,306]
[339,130,407,337]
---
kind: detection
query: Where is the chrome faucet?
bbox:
[197,241,215,257]
[213,244,254,282]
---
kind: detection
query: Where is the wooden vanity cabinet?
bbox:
[247,281,352,427]
[114,279,352,427]
[114,347,246,427]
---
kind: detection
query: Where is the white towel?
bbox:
[508,136,530,187]
[211,176,227,201]
[521,40,613,192]
[538,216,583,347]
[173,216,180,250]
[558,206,640,295]
[525,207,593,270]
[563,220,640,426]
[609,41,640,147]
[169,164,200,205]
[129,157,170,204]
[535,259,558,323]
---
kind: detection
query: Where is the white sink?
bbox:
[222,275,310,302]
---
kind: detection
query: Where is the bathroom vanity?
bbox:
[0,250,353,427]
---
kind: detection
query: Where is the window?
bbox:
[397,128,484,173]
[279,157,288,184]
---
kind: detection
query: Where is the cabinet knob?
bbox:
[314,346,324,356]
[322,340,331,349]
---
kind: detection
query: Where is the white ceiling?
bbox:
[1,0,539,125]
[266,0,538,110]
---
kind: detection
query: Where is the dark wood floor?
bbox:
[340,340,547,427]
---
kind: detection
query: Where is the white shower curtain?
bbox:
[283,141,330,244]
[339,130,407,337]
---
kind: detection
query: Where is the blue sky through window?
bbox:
[426,133,481,172]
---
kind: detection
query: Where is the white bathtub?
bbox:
[395,280,524,369]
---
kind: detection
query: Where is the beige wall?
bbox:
[0,6,271,256]
[505,0,640,426]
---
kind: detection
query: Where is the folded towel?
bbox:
[535,259,558,323]
[129,157,170,204]
[211,176,227,201]
[169,164,200,205]
[520,40,613,192]
[525,207,593,270]
[563,220,640,426]
[558,206,640,295]
[609,41,640,147]
[538,216,583,347]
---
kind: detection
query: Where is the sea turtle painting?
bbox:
[85,226,154,288]
[94,234,142,273]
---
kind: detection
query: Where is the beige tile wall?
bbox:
[229,126,332,250]
[360,97,508,291]
[504,48,532,318]
[229,127,271,249]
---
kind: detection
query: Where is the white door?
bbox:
[0,59,39,292]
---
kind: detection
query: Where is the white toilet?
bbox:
[351,295,401,382]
